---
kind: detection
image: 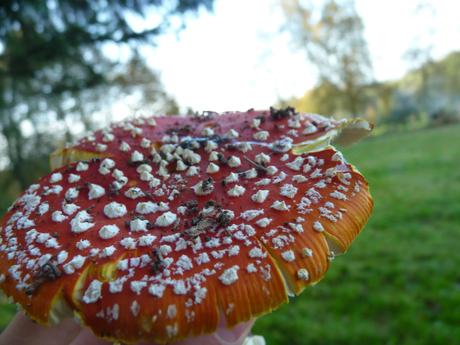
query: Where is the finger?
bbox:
[137,319,255,345]
[68,328,112,345]
[212,319,255,345]
[0,312,81,345]
[0,311,254,345]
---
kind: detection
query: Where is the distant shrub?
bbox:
[385,92,420,126]
[429,109,460,126]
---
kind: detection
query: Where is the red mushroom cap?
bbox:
[0,108,373,344]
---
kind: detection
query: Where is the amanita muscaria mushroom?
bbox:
[0,108,373,344]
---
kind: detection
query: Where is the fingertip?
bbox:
[213,319,255,345]
[135,319,255,345]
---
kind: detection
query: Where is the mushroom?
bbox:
[0,108,373,344]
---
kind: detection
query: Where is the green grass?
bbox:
[254,124,460,345]
[1,125,459,344]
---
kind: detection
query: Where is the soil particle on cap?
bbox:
[270,106,296,121]
[25,261,62,295]
[150,248,166,274]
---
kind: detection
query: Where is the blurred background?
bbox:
[1,0,459,344]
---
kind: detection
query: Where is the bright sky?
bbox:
[144,0,459,113]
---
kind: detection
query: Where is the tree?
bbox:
[400,51,460,125]
[403,1,437,116]
[281,0,373,117]
[0,0,213,191]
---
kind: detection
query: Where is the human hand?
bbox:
[0,312,256,345]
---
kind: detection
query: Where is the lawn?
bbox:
[1,124,459,344]
[254,124,460,345]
